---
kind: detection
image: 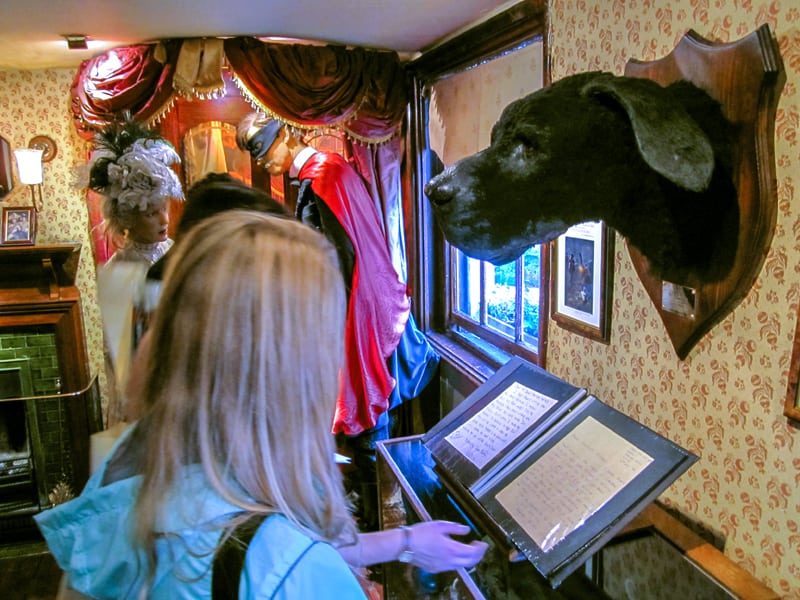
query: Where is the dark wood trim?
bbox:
[611,503,780,600]
[0,244,93,506]
[538,238,552,364]
[405,77,437,330]
[426,332,495,389]
[783,301,800,425]
[408,0,547,81]
[404,0,551,374]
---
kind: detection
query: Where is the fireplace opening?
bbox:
[0,359,37,514]
[1,399,28,456]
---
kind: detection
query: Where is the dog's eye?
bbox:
[507,143,532,168]
[513,137,539,162]
[519,136,539,155]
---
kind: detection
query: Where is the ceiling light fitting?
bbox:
[63,35,88,50]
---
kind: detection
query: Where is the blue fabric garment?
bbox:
[34,432,365,599]
[386,311,440,413]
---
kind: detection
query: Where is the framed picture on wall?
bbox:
[550,221,613,343]
[1,206,36,245]
[784,306,800,424]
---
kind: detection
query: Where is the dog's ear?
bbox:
[581,74,714,192]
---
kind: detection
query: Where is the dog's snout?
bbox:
[425,176,455,207]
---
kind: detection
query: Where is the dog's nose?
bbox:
[424,177,454,207]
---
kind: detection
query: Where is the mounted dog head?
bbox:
[425,71,737,284]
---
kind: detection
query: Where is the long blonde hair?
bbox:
[130,210,355,567]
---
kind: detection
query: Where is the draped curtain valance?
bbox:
[70,37,408,145]
[73,37,410,281]
[70,41,182,140]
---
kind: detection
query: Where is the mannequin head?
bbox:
[103,200,170,245]
[236,113,303,176]
[88,119,184,246]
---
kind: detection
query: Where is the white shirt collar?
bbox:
[290,146,318,179]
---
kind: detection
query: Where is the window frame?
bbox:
[405,1,550,371]
[449,246,547,366]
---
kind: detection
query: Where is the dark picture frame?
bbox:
[1,206,36,245]
[550,221,613,343]
[783,307,800,425]
[592,502,780,598]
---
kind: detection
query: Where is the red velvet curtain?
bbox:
[222,37,407,143]
[71,41,181,140]
[223,39,408,278]
[71,38,409,276]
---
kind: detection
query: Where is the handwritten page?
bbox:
[495,416,653,552]
[445,381,557,469]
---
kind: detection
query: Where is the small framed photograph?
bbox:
[550,221,614,343]
[1,206,36,245]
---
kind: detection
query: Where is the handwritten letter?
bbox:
[445,381,557,469]
[495,417,653,552]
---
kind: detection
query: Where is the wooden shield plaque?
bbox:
[624,25,785,359]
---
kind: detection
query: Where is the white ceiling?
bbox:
[0,0,519,70]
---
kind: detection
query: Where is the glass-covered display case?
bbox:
[376,435,778,600]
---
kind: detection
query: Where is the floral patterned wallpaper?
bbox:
[0,69,105,399]
[0,2,797,595]
[547,1,800,597]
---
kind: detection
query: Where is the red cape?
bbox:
[300,152,410,435]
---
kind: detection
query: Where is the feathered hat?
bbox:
[87,119,184,212]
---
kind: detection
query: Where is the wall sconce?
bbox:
[14,149,44,212]
[14,136,57,213]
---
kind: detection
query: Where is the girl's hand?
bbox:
[404,521,488,573]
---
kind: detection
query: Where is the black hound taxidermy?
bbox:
[425,71,738,283]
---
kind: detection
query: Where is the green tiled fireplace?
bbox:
[0,244,98,542]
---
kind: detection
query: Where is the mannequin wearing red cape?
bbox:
[299,151,410,436]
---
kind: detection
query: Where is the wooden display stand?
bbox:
[377,436,778,600]
[376,435,608,600]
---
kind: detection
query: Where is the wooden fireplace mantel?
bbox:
[0,242,93,500]
[0,243,82,305]
[0,242,89,392]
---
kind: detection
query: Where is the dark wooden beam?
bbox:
[408,0,546,82]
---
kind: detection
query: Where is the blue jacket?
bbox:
[35,435,365,599]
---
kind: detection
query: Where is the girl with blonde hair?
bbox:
[36,210,486,598]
